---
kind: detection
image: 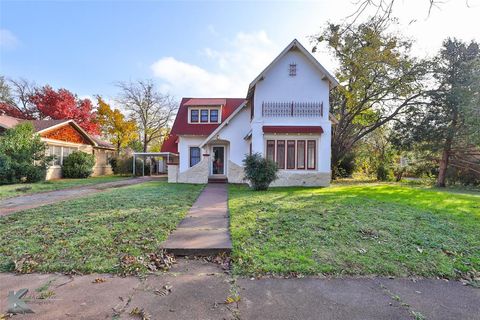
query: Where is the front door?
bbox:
[212,146,225,175]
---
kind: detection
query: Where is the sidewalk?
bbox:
[1,260,478,320]
[0,177,153,216]
[161,183,232,255]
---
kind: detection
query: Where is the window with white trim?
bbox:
[189,107,221,124]
[189,147,201,167]
[47,145,78,166]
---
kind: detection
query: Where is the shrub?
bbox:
[376,164,392,181]
[243,153,278,191]
[62,151,95,178]
[0,123,48,184]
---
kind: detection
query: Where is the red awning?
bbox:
[262,126,323,134]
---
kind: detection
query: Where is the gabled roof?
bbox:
[0,115,114,150]
[247,39,339,99]
[161,98,246,154]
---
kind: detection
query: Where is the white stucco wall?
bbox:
[207,106,251,166]
[250,48,332,173]
[177,136,207,173]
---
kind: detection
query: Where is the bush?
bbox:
[62,151,95,178]
[376,164,392,181]
[334,153,356,178]
[243,153,278,191]
[111,156,150,176]
[0,123,48,185]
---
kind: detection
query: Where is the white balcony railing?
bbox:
[262,101,323,117]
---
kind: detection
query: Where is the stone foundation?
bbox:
[270,171,331,187]
[227,161,245,183]
[168,159,209,184]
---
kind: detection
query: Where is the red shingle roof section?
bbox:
[184,98,227,106]
[161,98,246,153]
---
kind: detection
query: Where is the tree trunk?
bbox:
[436,146,450,187]
[143,132,148,152]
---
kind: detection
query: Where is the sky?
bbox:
[1,0,479,104]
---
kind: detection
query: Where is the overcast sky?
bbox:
[1,0,479,102]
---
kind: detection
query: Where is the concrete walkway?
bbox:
[1,260,479,319]
[0,177,154,216]
[161,183,232,255]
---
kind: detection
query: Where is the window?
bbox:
[297,140,305,169]
[289,63,297,76]
[200,110,209,122]
[266,140,275,162]
[189,147,201,167]
[191,109,199,122]
[276,140,285,169]
[307,140,316,170]
[287,140,296,169]
[210,109,219,122]
[48,145,78,165]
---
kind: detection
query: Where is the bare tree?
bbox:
[0,77,37,119]
[116,80,177,152]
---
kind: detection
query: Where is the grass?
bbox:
[0,181,203,274]
[0,175,131,200]
[229,183,480,278]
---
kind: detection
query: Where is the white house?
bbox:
[161,39,338,186]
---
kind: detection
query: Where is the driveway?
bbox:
[1,259,478,319]
[0,177,155,216]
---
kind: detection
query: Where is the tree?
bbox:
[312,18,428,177]
[0,77,37,119]
[29,86,99,134]
[0,122,49,184]
[393,39,480,187]
[96,96,138,152]
[116,80,177,152]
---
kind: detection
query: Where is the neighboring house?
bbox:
[161,38,338,186]
[0,114,115,180]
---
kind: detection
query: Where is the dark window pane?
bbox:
[266,140,275,162]
[287,140,295,169]
[307,140,316,169]
[276,140,285,169]
[210,109,219,122]
[201,110,209,122]
[297,140,305,169]
[191,110,199,122]
[190,147,201,167]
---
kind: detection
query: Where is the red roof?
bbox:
[161,98,245,153]
[263,126,324,134]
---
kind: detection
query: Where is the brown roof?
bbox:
[91,136,115,149]
[0,115,22,129]
[0,115,115,150]
[26,119,69,132]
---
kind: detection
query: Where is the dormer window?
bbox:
[200,109,209,122]
[190,109,199,122]
[289,63,297,76]
[210,109,218,122]
[189,107,221,123]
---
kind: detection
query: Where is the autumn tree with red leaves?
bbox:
[0,78,99,135]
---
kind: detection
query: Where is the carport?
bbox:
[132,152,178,176]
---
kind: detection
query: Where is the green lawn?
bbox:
[229,183,480,279]
[0,181,203,274]
[0,176,131,200]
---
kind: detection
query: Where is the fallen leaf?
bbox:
[92,278,106,284]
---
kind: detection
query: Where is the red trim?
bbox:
[276,140,285,169]
[287,140,295,169]
[307,140,316,170]
[263,126,323,134]
[296,140,306,169]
